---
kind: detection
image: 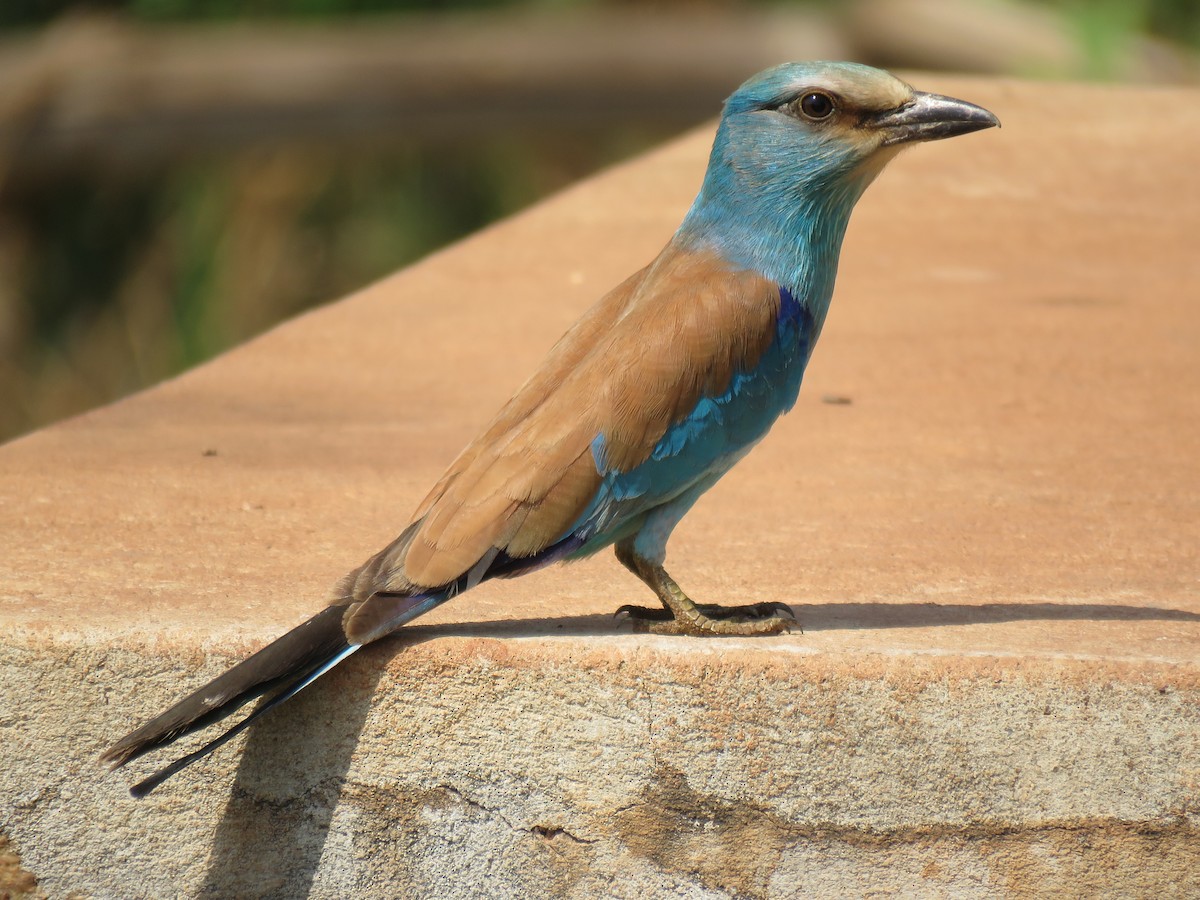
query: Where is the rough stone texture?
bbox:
[1,75,1198,898]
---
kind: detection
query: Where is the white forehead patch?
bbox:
[789,67,913,113]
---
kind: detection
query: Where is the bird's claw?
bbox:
[614,604,673,622]
[703,601,795,622]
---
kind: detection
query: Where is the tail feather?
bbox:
[124,643,360,798]
[101,602,355,794]
[103,533,589,797]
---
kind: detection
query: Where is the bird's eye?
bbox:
[798,92,835,120]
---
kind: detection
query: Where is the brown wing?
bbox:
[345,241,783,603]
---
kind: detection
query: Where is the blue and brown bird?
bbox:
[103,62,998,796]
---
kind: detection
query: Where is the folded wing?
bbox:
[341,242,785,640]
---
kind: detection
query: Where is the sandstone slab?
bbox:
[1,75,1198,898]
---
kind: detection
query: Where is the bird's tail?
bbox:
[101,602,365,798]
[104,586,452,798]
[103,529,586,797]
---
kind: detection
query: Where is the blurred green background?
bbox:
[0,0,1197,443]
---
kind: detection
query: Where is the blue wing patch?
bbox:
[573,287,814,545]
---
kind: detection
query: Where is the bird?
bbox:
[102,61,998,797]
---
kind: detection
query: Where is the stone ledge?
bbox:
[1,75,1198,898]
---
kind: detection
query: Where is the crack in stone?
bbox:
[529,824,597,845]
[439,784,596,845]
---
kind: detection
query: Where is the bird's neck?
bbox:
[680,197,852,331]
[678,125,893,332]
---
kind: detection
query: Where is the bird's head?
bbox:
[682,61,998,293]
[710,61,998,198]
[730,62,996,153]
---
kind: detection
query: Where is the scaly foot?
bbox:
[613,539,797,636]
[616,601,797,636]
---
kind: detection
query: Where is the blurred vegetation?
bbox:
[1,0,1198,443]
[2,0,1197,45]
[0,135,661,437]
[2,0,510,27]
[1054,0,1200,76]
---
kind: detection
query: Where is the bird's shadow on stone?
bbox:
[769,599,1200,632]
[199,596,1198,896]
[395,598,1200,640]
[197,649,386,899]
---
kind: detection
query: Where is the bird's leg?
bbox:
[613,539,795,636]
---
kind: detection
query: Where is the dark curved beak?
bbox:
[871,91,1000,146]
